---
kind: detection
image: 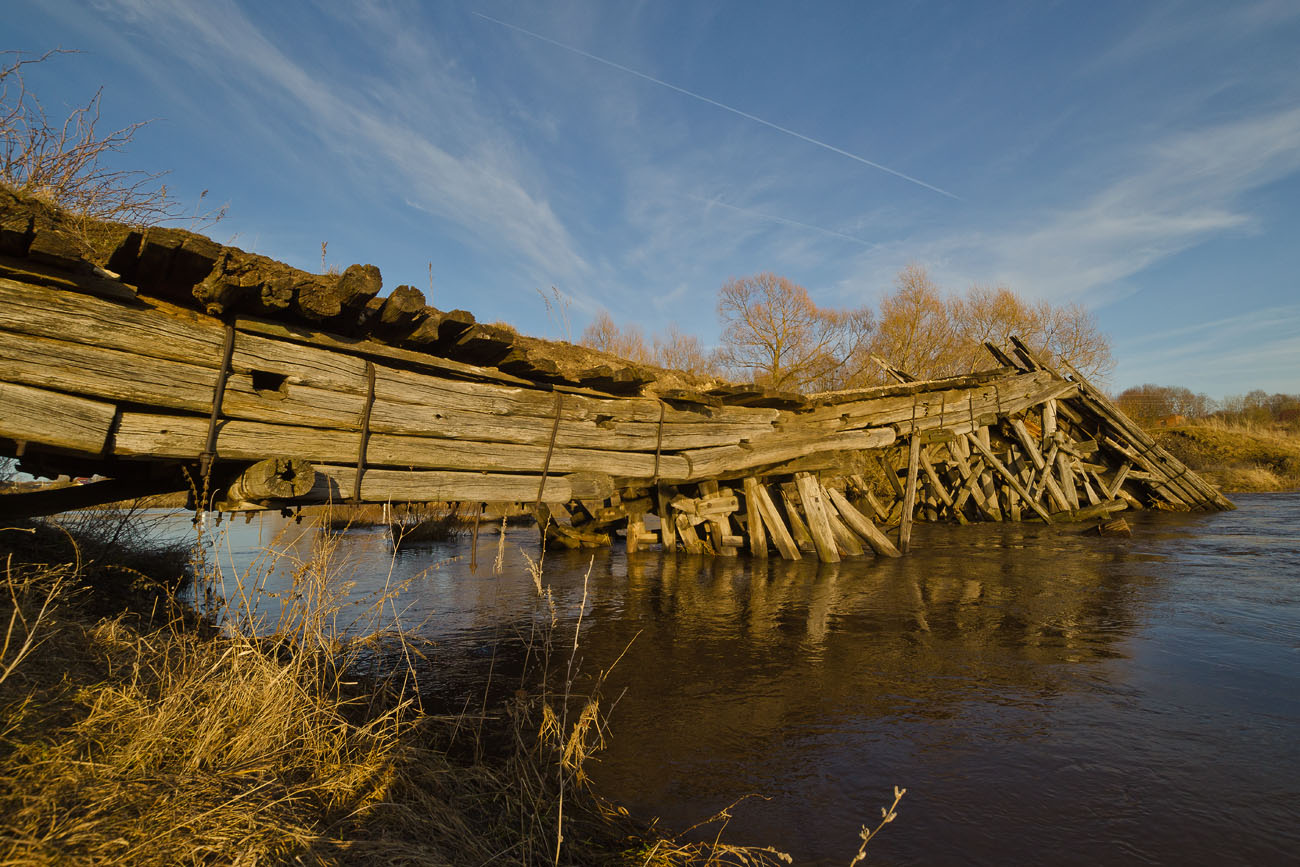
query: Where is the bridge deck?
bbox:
[0,191,1231,560]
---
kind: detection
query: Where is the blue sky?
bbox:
[8,0,1300,398]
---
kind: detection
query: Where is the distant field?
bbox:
[1154,422,1300,493]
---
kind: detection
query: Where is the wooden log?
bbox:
[1056,447,1081,510]
[824,501,865,556]
[1103,461,1133,500]
[875,452,905,499]
[225,457,315,502]
[899,434,921,553]
[751,482,800,560]
[825,486,901,557]
[0,381,116,455]
[373,284,426,333]
[626,515,646,553]
[793,473,840,563]
[743,477,768,558]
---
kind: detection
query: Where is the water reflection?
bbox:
[169,495,1300,866]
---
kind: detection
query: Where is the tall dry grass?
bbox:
[2,505,903,865]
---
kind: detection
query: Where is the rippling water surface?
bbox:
[190,493,1300,865]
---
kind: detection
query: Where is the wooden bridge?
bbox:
[0,190,1232,562]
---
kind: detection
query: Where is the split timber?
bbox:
[0,191,1233,562]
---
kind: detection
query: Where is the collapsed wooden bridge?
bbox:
[0,191,1232,562]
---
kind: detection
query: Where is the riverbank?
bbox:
[0,511,797,866]
[1153,422,1300,492]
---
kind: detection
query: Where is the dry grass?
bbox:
[1,507,902,865]
[0,507,817,866]
[1153,422,1300,492]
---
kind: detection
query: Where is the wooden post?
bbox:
[794,473,840,563]
[826,486,902,557]
[779,487,817,554]
[899,434,921,553]
[752,482,801,560]
[743,477,769,557]
[974,426,1002,520]
[656,484,677,551]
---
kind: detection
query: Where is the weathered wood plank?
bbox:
[743,477,768,558]
[779,488,817,554]
[794,473,840,563]
[111,412,693,478]
[0,381,116,455]
[311,466,608,503]
[752,482,800,560]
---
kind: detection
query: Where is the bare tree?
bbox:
[866,264,961,381]
[867,264,1114,382]
[716,272,873,392]
[0,49,220,232]
[579,311,654,365]
[653,323,722,378]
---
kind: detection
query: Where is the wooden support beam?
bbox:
[964,434,1054,523]
[751,482,801,560]
[974,426,1002,520]
[899,434,921,553]
[825,503,865,556]
[779,488,817,554]
[742,477,769,558]
[698,481,738,556]
[0,473,189,520]
[656,485,677,550]
[825,486,902,557]
[918,446,955,509]
[794,473,840,563]
[876,452,905,499]
[1056,448,1080,510]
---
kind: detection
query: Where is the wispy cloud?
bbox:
[470,10,961,201]
[1115,303,1300,394]
[841,104,1300,303]
[99,0,590,283]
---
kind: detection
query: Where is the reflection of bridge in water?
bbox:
[2,189,1230,563]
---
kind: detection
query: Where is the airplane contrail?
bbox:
[472,11,960,200]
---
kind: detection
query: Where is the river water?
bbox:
[181,493,1300,865]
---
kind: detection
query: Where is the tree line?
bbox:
[581,265,1113,393]
[1117,385,1300,430]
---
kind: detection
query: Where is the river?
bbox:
[177,492,1299,865]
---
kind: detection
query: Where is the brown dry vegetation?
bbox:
[1152,421,1300,493]
[0,509,822,866]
